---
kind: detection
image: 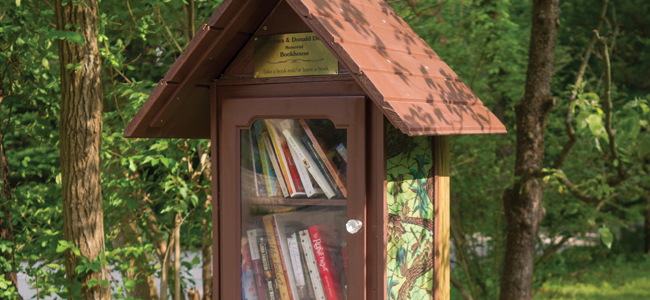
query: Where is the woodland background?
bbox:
[0,0,649,299]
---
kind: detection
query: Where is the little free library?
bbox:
[124,0,506,299]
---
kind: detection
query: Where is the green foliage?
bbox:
[535,251,650,299]
[0,0,648,298]
[389,0,650,299]
[1,0,219,297]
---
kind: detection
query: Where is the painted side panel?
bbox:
[385,123,435,300]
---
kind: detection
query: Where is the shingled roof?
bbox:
[125,0,506,138]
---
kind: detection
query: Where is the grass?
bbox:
[534,253,650,299]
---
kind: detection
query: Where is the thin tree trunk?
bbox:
[0,93,22,300]
[451,276,474,300]
[450,213,480,300]
[55,1,110,299]
[182,0,195,43]
[160,235,172,300]
[174,212,181,300]
[113,212,160,300]
[499,1,559,299]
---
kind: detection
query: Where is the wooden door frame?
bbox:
[212,79,377,299]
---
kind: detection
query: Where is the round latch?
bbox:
[346,219,363,234]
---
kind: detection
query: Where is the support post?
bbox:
[434,136,450,299]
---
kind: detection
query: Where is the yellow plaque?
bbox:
[254,33,338,78]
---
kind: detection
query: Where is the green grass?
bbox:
[534,254,650,299]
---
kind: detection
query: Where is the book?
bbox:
[301,135,343,198]
[242,237,260,300]
[248,125,267,197]
[265,120,306,198]
[309,225,344,300]
[298,119,347,197]
[329,149,347,181]
[263,215,294,300]
[282,127,335,199]
[283,133,323,198]
[298,230,327,300]
[335,144,347,162]
[262,133,290,197]
[253,121,277,197]
[297,232,317,300]
[248,229,269,300]
[287,232,310,300]
[329,246,346,299]
[267,215,307,300]
[258,236,278,300]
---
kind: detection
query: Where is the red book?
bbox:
[308,225,344,300]
[279,135,305,194]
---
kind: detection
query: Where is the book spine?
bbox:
[329,150,347,181]
[265,120,297,197]
[262,133,289,197]
[272,216,299,300]
[279,135,306,196]
[253,122,276,196]
[287,233,309,300]
[298,230,327,300]
[309,226,343,300]
[283,133,318,197]
[298,119,347,197]
[263,216,293,300]
[297,234,316,300]
[284,130,335,198]
[258,236,278,300]
[301,135,342,198]
[248,131,267,197]
[335,144,347,162]
[248,230,268,300]
[242,237,260,300]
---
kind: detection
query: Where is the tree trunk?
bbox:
[55,1,110,299]
[113,212,160,300]
[499,1,559,299]
[182,0,195,43]
[174,212,181,300]
[0,94,22,300]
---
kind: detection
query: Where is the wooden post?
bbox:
[210,82,219,300]
[434,136,450,299]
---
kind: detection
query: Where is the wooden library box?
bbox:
[125,0,505,299]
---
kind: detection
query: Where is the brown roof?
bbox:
[125,0,506,138]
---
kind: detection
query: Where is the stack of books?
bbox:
[241,210,348,300]
[248,119,348,200]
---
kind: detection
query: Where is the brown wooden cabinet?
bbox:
[125,1,506,299]
[219,93,366,300]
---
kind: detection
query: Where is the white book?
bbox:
[282,129,335,199]
[299,229,327,300]
[287,233,309,300]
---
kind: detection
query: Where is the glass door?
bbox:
[220,97,366,300]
